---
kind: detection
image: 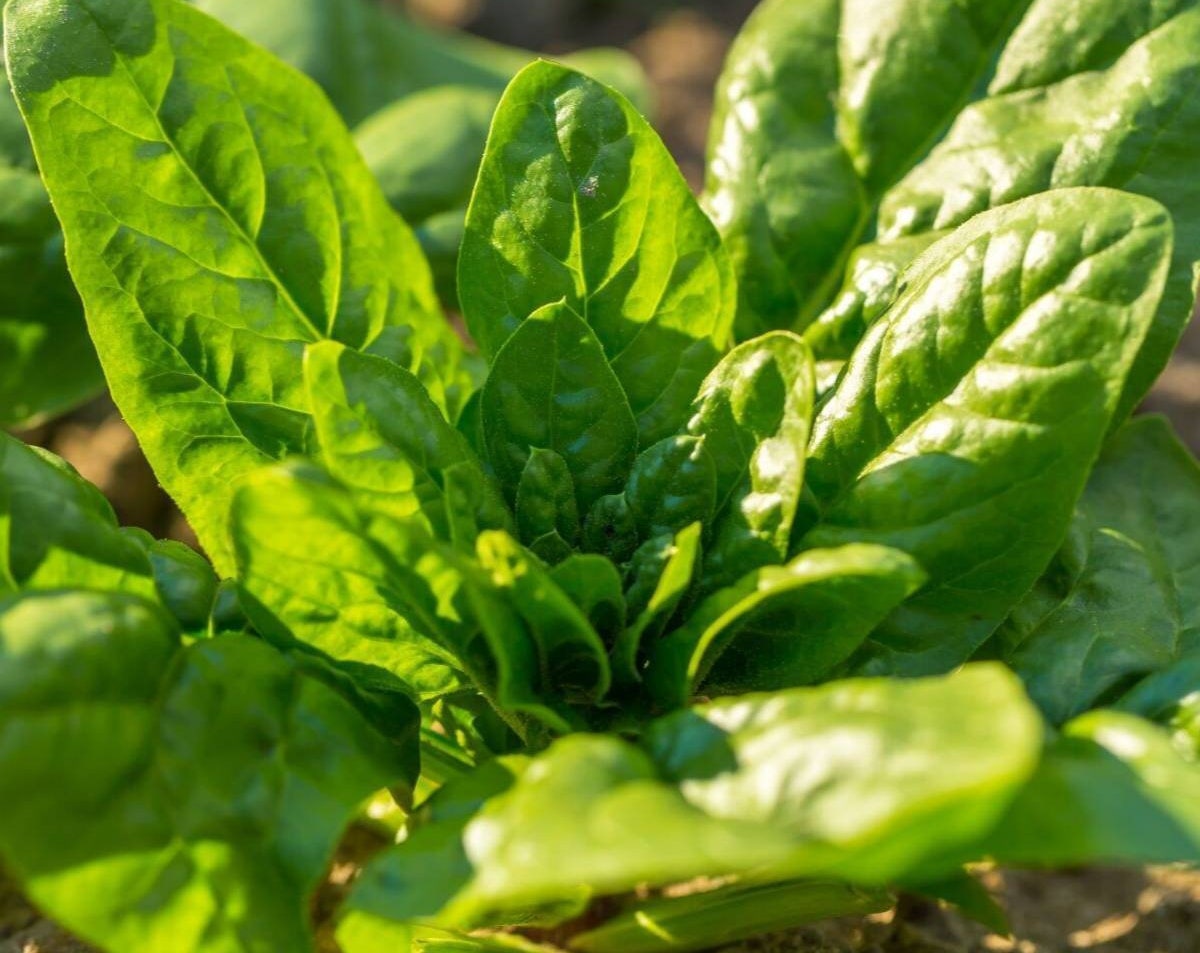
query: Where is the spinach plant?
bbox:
[0,1,1197,952]
[0,0,644,428]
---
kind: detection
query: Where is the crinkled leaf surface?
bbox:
[0,590,417,953]
[6,0,471,574]
[710,0,1200,419]
[994,416,1200,723]
[461,61,735,447]
[232,462,473,702]
[345,665,1040,931]
[703,0,1028,337]
[803,189,1172,676]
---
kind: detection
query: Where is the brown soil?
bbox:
[4,2,1199,952]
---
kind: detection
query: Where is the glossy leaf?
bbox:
[803,189,1172,675]
[0,590,417,953]
[687,331,815,592]
[993,416,1200,723]
[704,0,1027,336]
[1115,653,1200,761]
[550,553,626,645]
[6,0,469,573]
[646,544,924,707]
[346,665,1040,931]
[625,436,717,544]
[481,301,637,513]
[988,710,1200,866]
[461,61,734,446]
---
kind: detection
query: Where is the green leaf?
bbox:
[0,433,156,601]
[802,189,1172,675]
[614,523,702,687]
[305,340,503,538]
[481,301,638,513]
[515,448,580,562]
[686,331,815,592]
[232,462,473,702]
[142,536,219,632]
[987,710,1200,866]
[993,416,1200,723]
[6,0,470,574]
[473,530,611,705]
[461,61,734,446]
[550,553,626,645]
[0,589,417,953]
[712,1,1200,422]
[345,665,1040,931]
[704,0,1027,337]
[645,544,925,707]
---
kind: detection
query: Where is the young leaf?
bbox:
[614,522,703,687]
[345,665,1040,931]
[0,590,417,953]
[704,0,1028,336]
[461,61,735,446]
[515,448,580,561]
[6,0,470,574]
[305,341,503,538]
[803,189,1172,676]
[987,710,1200,866]
[645,544,925,707]
[993,416,1200,723]
[549,553,626,644]
[687,331,815,592]
[481,301,638,512]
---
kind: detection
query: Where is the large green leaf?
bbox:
[802,189,1172,676]
[712,0,1200,420]
[461,61,735,447]
[6,0,470,574]
[993,416,1200,723]
[231,462,474,702]
[344,665,1040,933]
[987,709,1200,866]
[0,590,417,953]
[704,0,1028,338]
[645,544,924,707]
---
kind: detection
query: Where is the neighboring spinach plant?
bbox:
[0,2,1197,953]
